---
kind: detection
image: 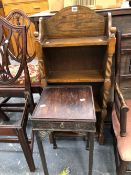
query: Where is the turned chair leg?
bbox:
[17,128,35,172]
[117,160,128,175]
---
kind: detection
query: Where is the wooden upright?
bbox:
[37,5,116,144]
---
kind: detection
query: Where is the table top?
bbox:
[32,86,96,122]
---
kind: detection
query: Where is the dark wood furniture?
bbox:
[116,30,131,99]
[0,16,35,171]
[31,85,96,175]
[30,7,131,91]
[34,6,116,144]
[5,9,43,94]
[30,7,131,114]
[98,8,131,101]
[1,0,48,60]
[112,20,131,174]
[112,83,131,175]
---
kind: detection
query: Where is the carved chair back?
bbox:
[3,9,42,93]
[6,9,36,63]
[0,16,30,87]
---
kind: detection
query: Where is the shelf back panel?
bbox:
[44,46,107,73]
[43,5,106,39]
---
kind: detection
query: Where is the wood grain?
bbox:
[32,86,96,121]
[37,5,116,144]
[43,6,105,39]
[42,36,108,47]
[47,70,104,83]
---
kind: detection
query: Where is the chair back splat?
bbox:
[6,9,36,63]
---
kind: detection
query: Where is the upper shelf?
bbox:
[41,36,108,47]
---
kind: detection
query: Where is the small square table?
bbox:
[31,85,96,175]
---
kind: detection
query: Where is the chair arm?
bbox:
[115,83,129,136]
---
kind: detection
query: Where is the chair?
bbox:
[0,16,35,171]
[6,9,43,95]
[112,83,131,175]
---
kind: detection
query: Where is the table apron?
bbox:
[32,121,96,132]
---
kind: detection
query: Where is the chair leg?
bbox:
[38,87,43,95]
[52,132,57,149]
[29,95,35,114]
[25,91,35,114]
[30,130,34,153]
[117,160,128,175]
[49,132,53,144]
[17,128,35,172]
[86,133,89,150]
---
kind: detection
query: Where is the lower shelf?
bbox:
[47,70,104,83]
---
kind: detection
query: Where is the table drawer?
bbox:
[33,121,96,131]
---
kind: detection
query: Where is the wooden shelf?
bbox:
[47,70,104,83]
[42,36,108,47]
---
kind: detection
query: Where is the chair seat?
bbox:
[112,99,131,161]
[9,64,41,86]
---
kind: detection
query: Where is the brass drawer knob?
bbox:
[60,122,64,129]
